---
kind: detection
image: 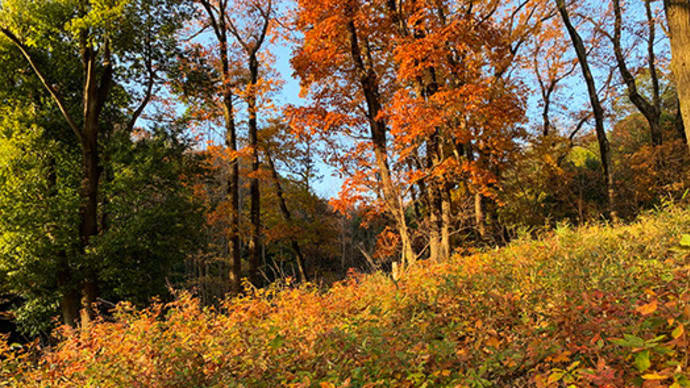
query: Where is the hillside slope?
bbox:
[2,207,690,387]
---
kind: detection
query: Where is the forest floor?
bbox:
[2,206,690,387]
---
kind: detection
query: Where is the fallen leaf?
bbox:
[637,300,657,315]
[672,324,684,339]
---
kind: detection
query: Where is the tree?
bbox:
[531,17,579,137]
[225,0,274,286]
[385,0,534,250]
[291,0,416,266]
[0,91,204,337]
[190,0,243,292]
[96,125,205,310]
[292,0,529,265]
[261,120,309,282]
[606,0,664,146]
[185,0,276,290]
[664,0,690,149]
[555,0,616,219]
[0,0,188,327]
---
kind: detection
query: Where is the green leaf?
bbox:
[680,234,690,248]
[547,370,565,384]
[624,334,646,348]
[671,324,684,339]
[567,361,581,371]
[612,334,646,348]
[633,350,651,372]
[610,338,629,347]
[269,334,284,349]
[652,345,674,356]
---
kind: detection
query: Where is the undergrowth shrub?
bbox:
[1,207,689,387]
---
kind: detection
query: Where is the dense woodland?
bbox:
[1,0,690,386]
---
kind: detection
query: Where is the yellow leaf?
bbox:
[486,336,501,347]
[641,373,668,380]
[441,369,451,377]
[672,324,684,339]
[552,350,571,363]
[636,300,657,315]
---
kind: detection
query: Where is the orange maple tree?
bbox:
[290,0,531,264]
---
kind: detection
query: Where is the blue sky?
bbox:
[244,0,667,200]
[271,42,343,200]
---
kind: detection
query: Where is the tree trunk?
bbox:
[474,192,486,240]
[247,54,261,287]
[676,97,688,144]
[266,151,307,283]
[60,288,81,327]
[665,0,690,150]
[426,139,442,262]
[612,0,662,146]
[410,153,430,217]
[556,0,616,220]
[421,76,446,263]
[77,36,112,325]
[79,278,98,326]
[440,185,451,260]
[77,119,102,326]
[42,154,79,327]
[4,11,115,327]
[645,0,663,146]
[216,25,242,294]
[48,157,81,327]
[409,180,422,220]
[345,14,415,266]
[465,142,486,239]
[406,7,450,263]
[542,89,553,137]
[224,96,241,294]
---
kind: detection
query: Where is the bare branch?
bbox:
[0,26,82,139]
[127,22,155,132]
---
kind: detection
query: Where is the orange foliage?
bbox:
[2,208,689,386]
[288,0,532,256]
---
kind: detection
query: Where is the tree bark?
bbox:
[345,13,415,266]
[474,192,486,239]
[60,287,81,327]
[266,151,307,282]
[223,91,241,294]
[426,138,442,262]
[78,134,101,325]
[223,1,272,288]
[77,16,114,321]
[665,0,690,150]
[440,185,451,260]
[48,157,81,325]
[542,85,554,137]
[556,0,616,220]
[408,174,422,220]
[611,0,662,146]
[465,142,486,239]
[676,97,688,143]
[201,0,242,293]
[247,53,261,288]
[386,0,452,263]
